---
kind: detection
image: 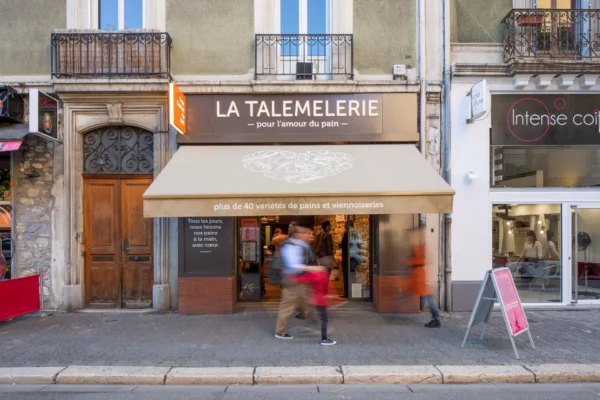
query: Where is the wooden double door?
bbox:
[83,175,153,308]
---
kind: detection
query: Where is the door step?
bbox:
[124,300,152,309]
[76,308,157,314]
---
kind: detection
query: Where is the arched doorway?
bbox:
[82,126,154,308]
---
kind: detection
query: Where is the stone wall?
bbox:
[13,134,55,308]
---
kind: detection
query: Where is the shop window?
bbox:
[237,215,371,302]
[0,166,11,280]
[99,0,143,30]
[573,208,600,301]
[492,204,562,303]
[83,126,153,174]
[492,146,600,188]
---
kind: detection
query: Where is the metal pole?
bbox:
[527,330,536,350]
[444,216,452,311]
[573,207,579,302]
[509,336,520,360]
[442,0,453,312]
[39,269,47,318]
[480,323,488,341]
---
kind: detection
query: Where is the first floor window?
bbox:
[99,0,143,30]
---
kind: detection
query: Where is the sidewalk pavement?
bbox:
[0,307,599,385]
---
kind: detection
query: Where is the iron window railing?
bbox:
[255,34,353,79]
[503,8,600,62]
[51,32,172,78]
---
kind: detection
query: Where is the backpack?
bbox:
[268,249,285,286]
[268,240,310,285]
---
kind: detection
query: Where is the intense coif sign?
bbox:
[492,95,600,146]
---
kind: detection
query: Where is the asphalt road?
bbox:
[1,384,600,400]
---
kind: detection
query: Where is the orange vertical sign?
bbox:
[169,83,186,134]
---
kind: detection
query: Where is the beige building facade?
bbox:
[0,0,453,314]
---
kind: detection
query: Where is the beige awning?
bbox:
[143,144,454,217]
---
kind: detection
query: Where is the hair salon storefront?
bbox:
[451,75,600,311]
[144,91,454,314]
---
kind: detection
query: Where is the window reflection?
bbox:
[98,0,143,30]
[99,0,119,30]
[492,204,561,303]
[125,0,143,29]
[573,209,600,300]
[492,146,600,188]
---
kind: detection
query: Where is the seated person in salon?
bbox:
[518,230,546,289]
[545,230,560,260]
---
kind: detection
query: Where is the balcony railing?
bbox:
[255,34,353,79]
[51,32,172,79]
[503,9,600,62]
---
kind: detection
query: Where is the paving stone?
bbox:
[56,366,170,385]
[165,367,254,385]
[0,367,66,384]
[255,366,343,385]
[527,364,600,383]
[437,365,535,384]
[1,311,600,369]
[342,365,442,384]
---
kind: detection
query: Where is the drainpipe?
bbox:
[418,0,429,313]
[418,0,427,154]
[442,0,452,311]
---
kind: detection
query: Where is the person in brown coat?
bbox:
[406,226,440,328]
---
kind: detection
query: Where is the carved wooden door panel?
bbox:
[84,176,153,308]
[84,178,121,307]
[120,178,153,308]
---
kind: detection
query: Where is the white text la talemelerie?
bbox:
[216,99,380,118]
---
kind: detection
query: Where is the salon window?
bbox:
[492,146,600,188]
[492,204,562,303]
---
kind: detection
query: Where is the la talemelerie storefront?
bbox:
[144,91,454,314]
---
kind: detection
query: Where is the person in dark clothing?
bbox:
[275,224,335,345]
[315,221,335,274]
[340,220,354,299]
[296,231,319,320]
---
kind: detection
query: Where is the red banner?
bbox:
[493,269,528,335]
[0,275,40,322]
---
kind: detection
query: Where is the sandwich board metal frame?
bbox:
[461,267,535,359]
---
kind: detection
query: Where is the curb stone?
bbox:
[56,366,171,385]
[436,365,535,384]
[0,367,67,384]
[526,364,600,383]
[166,367,254,385]
[0,364,598,385]
[254,366,343,385]
[342,365,442,384]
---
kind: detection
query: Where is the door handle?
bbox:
[123,238,129,254]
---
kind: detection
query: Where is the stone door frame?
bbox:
[58,92,172,311]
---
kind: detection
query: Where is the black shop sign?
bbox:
[491,95,600,146]
[179,217,235,277]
